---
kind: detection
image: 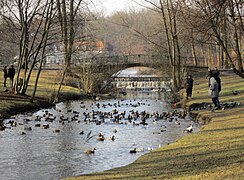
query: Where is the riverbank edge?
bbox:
[0,92,115,121]
[66,75,244,180]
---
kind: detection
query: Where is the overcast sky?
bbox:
[93,0,147,15]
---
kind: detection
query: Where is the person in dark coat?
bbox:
[212,67,221,92]
[2,66,8,87]
[186,75,193,99]
[8,64,15,88]
[212,67,220,77]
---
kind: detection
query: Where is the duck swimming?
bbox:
[84,148,96,154]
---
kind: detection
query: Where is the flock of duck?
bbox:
[189,101,241,112]
[1,98,195,155]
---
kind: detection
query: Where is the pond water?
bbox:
[0,91,199,180]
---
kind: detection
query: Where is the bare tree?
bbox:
[180,0,244,77]
[0,0,58,96]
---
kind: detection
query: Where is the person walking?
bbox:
[209,77,221,109]
[186,75,193,99]
[2,66,8,87]
[8,64,15,88]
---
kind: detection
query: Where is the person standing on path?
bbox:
[2,66,8,87]
[8,64,15,88]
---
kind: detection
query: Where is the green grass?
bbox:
[65,73,244,180]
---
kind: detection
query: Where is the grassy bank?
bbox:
[66,72,244,180]
[0,70,82,119]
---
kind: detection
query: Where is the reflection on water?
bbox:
[0,92,199,180]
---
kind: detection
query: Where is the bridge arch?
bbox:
[72,54,207,93]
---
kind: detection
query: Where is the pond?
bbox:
[0,91,199,180]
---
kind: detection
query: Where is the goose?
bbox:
[84,148,96,154]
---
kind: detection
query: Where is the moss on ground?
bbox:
[65,72,244,180]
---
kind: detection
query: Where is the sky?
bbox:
[93,0,146,16]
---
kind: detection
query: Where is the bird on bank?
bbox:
[184,125,193,133]
[232,90,240,95]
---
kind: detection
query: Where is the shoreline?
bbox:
[0,91,115,120]
[65,73,244,180]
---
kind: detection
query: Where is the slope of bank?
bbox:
[0,70,82,119]
[67,73,244,179]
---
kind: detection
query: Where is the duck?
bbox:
[11,121,17,127]
[24,126,32,131]
[97,133,105,141]
[0,124,6,131]
[42,124,49,129]
[129,148,137,153]
[135,147,144,152]
[184,125,193,133]
[53,129,60,133]
[97,136,105,141]
[232,90,239,95]
[175,121,180,125]
[84,148,96,154]
[35,124,41,127]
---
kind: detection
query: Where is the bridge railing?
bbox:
[72,54,164,66]
[71,54,206,68]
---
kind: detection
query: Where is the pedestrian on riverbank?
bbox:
[186,75,193,99]
[212,67,220,77]
[2,66,8,87]
[209,77,221,109]
[8,64,15,88]
[206,67,212,87]
[212,67,221,92]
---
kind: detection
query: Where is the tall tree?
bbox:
[0,0,57,96]
[181,0,244,77]
[56,0,84,67]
